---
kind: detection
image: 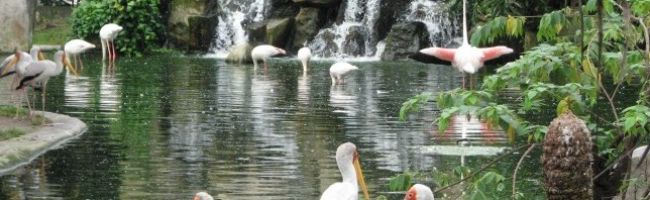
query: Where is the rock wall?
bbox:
[166,0,218,51]
[165,0,454,58]
[0,0,37,53]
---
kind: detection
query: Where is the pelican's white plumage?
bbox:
[320,142,369,200]
[64,39,96,70]
[329,62,358,85]
[418,0,512,88]
[297,47,311,72]
[193,192,214,200]
[100,23,123,61]
[251,44,286,68]
[17,51,71,119]
[403,184,434,200]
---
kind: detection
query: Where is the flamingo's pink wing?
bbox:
[419,47,456,62]
[480,46,513,62]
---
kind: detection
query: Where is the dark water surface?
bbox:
[0,55,544,199]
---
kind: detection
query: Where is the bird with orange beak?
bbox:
[403,184,434,200]
[320,142,370,200]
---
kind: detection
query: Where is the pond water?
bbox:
[0,54,544,199]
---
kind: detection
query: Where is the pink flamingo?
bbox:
[419,0,513,89]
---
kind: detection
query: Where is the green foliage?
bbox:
[621,105,650,137]
[471,16,526,46]
[388,173,413,191]
[467,172,506,200]
[71,0,165,57]
[537,9,571,42]
[399,92,433,121]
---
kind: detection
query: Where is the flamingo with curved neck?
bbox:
[419,0,513,89]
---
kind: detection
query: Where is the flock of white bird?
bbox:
[0,23,122,118]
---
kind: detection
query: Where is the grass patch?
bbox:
[0,128,25,141]
[33,6,73,44]
[30,114,51,126]
[0,105,28,118]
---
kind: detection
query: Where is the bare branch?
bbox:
[512,144,537,199]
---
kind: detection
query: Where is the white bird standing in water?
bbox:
[403,184,435,200]
[320,142,370,200]
[418,0,513,89]
[251,44,286,69]
[297,47,311,73]
[329,62,358,85]
[100,23,123,62]
[64,39,96,70]
[192,192,214,200]
[16,50,72,119]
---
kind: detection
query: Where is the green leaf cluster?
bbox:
[71,0,165,57]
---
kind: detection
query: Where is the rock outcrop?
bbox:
[0,0,36,53]
[166,0,218,51]
[381,22,430,61]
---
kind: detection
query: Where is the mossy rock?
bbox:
[225,42,253,64]
[292,7,321,50]
[266,18,294,48]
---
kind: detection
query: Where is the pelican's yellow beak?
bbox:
[63,53,79,76]
[1,57,17,76]
[354,152,370,200]
[38,51,46,61]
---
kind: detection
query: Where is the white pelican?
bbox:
[0,50,34,117]
[16,50,71,118]
[418,0,512,89]
[100,23,123,62]
[329,62,358,85]
[297,47,311,72]
[64,39,96,70]
[320,142,370,200]
[193,192,214,200]
[403,184,435,200]
[251,44,286,69]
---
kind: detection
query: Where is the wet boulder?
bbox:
[0,0,36,53]
[266,17,294,48]
[292,0,341,7]
[381,22,430,61]
[225,42,253,64]
[292,7,321,51]
[341,25,366,56]
[167,0,218,51]
[247,22,267,46]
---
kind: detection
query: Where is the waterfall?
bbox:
[211,0,268,57]
[404,0,461,47]
[308,0,382,59]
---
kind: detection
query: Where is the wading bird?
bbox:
[193,192,214,200]
[100,23,123,62]
[320,142,370,200]
[297,47,311,73]
[64,39,96,70]
[403,184,434,200]
[418,0,513,89]
[329,62,358,85]
[0,50,34,117]
[16,50,72,119]
[251,44,286,70]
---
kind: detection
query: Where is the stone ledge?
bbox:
[0,112,87,175]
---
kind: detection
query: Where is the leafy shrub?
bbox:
[71,0,165,57]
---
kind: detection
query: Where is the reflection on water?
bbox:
[0,56,541,199]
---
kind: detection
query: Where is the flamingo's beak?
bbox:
[354,151,370,200]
